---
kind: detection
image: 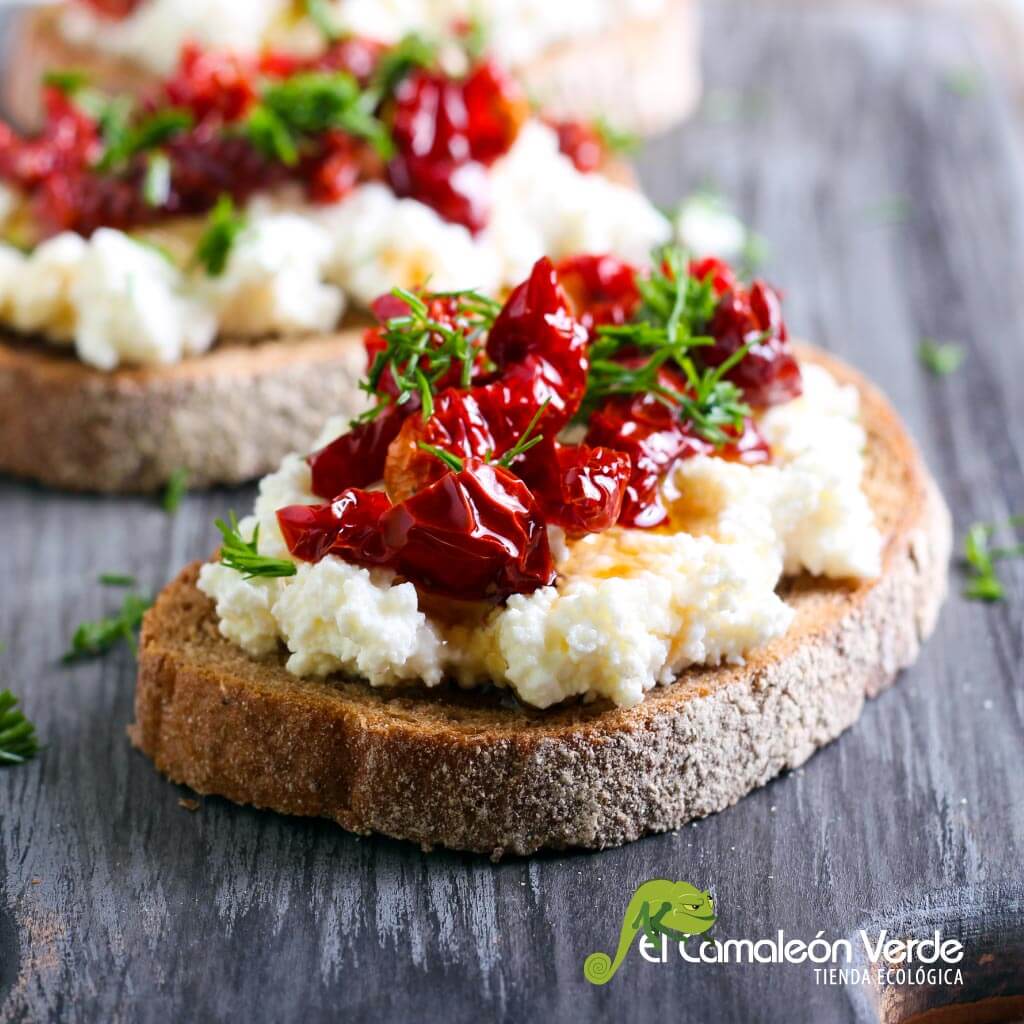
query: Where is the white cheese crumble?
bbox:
[60,0,668,75]
[201,214,345,336]
[0,121,669,370]
[197,362,883,709]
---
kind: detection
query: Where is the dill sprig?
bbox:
[963,517,1024,602]
[216,513,297,580]
[582,246,754,444]
[63,593,152,663]
[358,287,501,424]
[0,691,39,766]
[416,401,549,474]
[304,0,342,41]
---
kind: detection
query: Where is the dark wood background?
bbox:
[1,2,1022,1022]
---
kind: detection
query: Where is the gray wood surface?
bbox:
[1,2,1023,1022]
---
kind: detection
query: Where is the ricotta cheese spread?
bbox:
[197,362,883,710]
[60,0,669,76]
[0,122,677,370]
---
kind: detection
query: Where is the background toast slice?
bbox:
[130,346,952,857]
[0,329,366,492]
[2,0,701,134]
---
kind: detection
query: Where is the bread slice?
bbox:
[0,329,366,493]
[130,346,952,857]
[3,0,700,134]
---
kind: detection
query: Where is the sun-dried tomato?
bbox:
[515,439,631,536]
[280,458,555,601]
[706,280,803,407]
[689,256,738,297]
[586,365,770,528]
[386,60,525,232]
[548,119,605,173]
[555,253,641,331]
[308,400,416,500]
[164,43,258,124]
[486,257,588,428]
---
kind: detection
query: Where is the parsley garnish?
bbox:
[42,69,90,94]
[963,517,1024,602]
[63,593,152,662]
[97,107,194,172]
[370,33,438,102]
[358,287,501,424]
[0,691,39,766]
[193,196,247,277]
[216,513,298,579]
[245,71,394,163]
[919,340,966,377]
[162,468,189,514]
[582,246,753,445]
[99,573,136,587]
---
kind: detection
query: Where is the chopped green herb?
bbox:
[943,67,980,98]
[862,195,911,227]
[417,442,465,473]
[63,593,152,663]
[919,340,966,377]
[459,15,490,63]
[162,468,189,514]
[98,573,136,587]
[357,287,501,425]
[304,0,342,41]
[97,107,194,172]
[494,401,548,468]
[42,69,90,94]
[216,513,298,579]
[963,517,1024,602]
[593,117,640,157]
[143,151,172,207]
[0,690,39,766]
[370,33,438,102]
[739,231,769,278]
[246,71,394,162]
[580,247,758,446]
[193,196,247,277]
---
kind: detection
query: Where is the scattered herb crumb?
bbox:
[62,593,152,663]
[0,690,40,766]
[919,340,966,377]
[943,67,981,98]
[862,195,911,226]
[162,468,189,514]
[99,573,136,587]
[178,798,201,812]
[963,517,1024,602]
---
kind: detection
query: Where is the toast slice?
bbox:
[130,347,952,857]
[0,329,366,492]
[3,0,700,135]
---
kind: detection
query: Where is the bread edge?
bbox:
[130,351,953,857]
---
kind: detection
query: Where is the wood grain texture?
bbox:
[1,2,1023,1022]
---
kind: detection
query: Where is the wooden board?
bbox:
[1,2,1023,1021]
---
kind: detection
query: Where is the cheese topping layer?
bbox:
[60,0,669,76]
[0,123,681,369]
[198,363,883,709]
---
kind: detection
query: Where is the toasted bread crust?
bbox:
[4,1,700,134]
[0,331,367,492]
[130,348,952,856]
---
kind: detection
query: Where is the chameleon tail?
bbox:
[583,890,647,985]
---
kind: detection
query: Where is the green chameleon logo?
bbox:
[583,879,717,985]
